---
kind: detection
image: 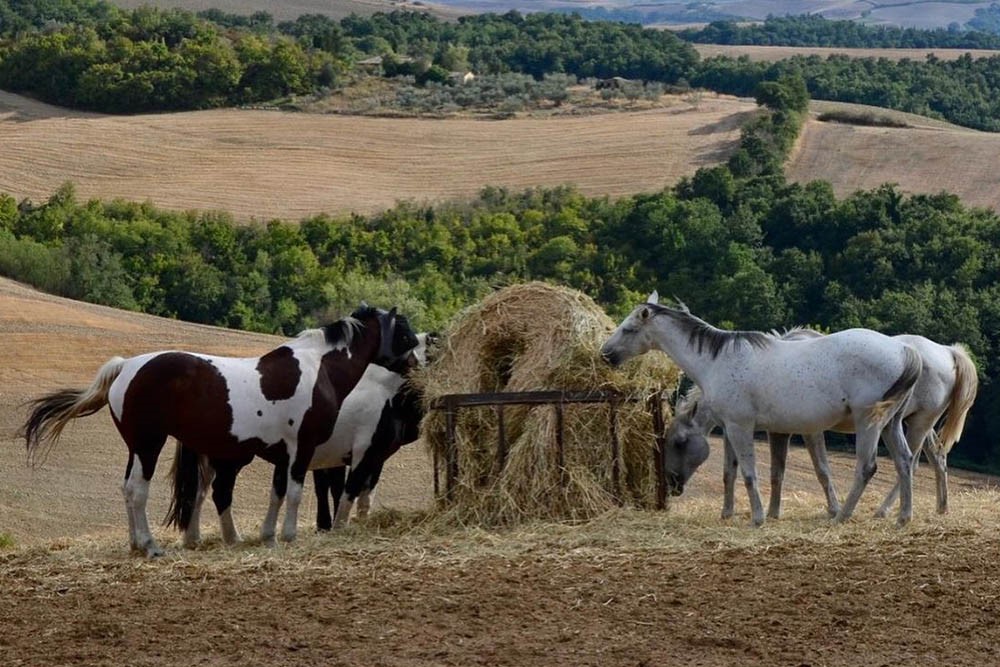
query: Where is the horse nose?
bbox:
[600,347,617,366]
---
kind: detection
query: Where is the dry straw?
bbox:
[413,282,680,525]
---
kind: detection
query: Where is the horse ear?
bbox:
[359,301,369,310]
[639,307,651,321]
[389,306,398,316]
[647,290,659,305]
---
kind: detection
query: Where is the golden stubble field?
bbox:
[3,277,1000,665]
[787,101,1000,211]
[0,90,753,222]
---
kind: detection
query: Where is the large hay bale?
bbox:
[415,282,680,525]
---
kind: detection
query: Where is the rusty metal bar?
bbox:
[494,405,508,475]
[431,390,621,409]
[649,393,667,510]
[609,399,621,503]
[555,402,566,488]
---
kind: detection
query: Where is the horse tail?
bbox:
[872,345,922,423]
[164,442,208,531]
[934,344,979,455]
[21,356,126,465]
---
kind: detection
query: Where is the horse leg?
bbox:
[726,425,765,527]
[330,465,346,520]
[260,457,288,546]
[280,453,309,543]
[183,456,215,549]
[721,435,738,520]
[357,460,386,518]
[124,434,168,558]
[804,432,840,517]
[333,458,378,529]
[835,424,880,524]
[875,436,922,519]
[767,433,790,520]
[313,469,333,532]
[211,457,248,546]
[929,443,949,514]
[880,411,914,526]
[122,452,139,552]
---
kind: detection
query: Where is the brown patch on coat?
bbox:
[256,346,301,401]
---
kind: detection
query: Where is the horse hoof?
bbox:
[896,516,912,527]
[142,543,165,558]
[261,536,278,548]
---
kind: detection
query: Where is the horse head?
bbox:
[601,291,661,367]
[662,412,710,496]
[348,304,419,368]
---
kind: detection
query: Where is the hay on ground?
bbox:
[414,282,680,525]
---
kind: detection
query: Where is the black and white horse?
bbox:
[172,332,437,538]
[312,332,437,529]
[21,305,418,556]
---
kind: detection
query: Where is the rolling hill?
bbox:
[693,43,1000,61]
[0,90,755,221]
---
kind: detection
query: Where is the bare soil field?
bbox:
[694,43,1000,61]
[0,90,752,221]
[788,103,1000,211]
[3,277,1000,665]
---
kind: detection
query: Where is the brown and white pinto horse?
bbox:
[21,305,418,557]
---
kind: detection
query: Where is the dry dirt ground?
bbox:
[3,277,1000,665]
[0,90,751,222]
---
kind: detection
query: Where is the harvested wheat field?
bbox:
[788,103,1000,212]
[694,43,1000,62]
[0,90,753,222]
[4,277,1000,665]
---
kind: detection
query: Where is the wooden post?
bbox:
[649,393,667,510]
[609,399,621,503]
[555,402,567,488]
[444,396,458,500]
[495,405,508,475]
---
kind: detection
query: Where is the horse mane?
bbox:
[310,306,380,349]
[674,384,703,421]
[651,302,772,360]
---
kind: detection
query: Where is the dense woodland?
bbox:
[7,3,1000,132]
[679,15,1000,48]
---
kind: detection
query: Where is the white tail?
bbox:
[935,344,978,455]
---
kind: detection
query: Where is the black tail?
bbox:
[164,442,203,531]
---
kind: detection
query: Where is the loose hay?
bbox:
[414,282,680,525]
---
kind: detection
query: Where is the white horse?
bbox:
[671,324,977,518]
[601,292,923,526]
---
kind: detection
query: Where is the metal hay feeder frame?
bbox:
[429,390,670,510]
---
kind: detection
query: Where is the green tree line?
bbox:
[679,15,1000,48]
